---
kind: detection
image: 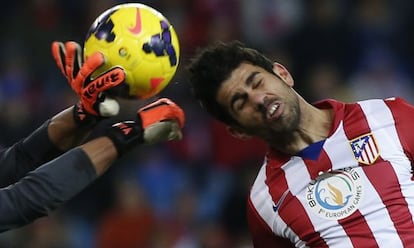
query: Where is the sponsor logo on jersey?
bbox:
[349,133,379,165]
[306,167,363,220]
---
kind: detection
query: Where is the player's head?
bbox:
[187,40,275,126]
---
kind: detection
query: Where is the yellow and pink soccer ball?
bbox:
[84,3,180,99]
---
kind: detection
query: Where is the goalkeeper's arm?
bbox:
[0,106,96,187]
[0,98,184,232]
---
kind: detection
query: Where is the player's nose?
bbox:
[249,91,266,110]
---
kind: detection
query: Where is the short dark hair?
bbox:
[187,40,275,126]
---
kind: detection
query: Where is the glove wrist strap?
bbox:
[106,121,144,157]
[73,102,100,128]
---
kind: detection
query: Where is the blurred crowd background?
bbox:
[1,0,414,247]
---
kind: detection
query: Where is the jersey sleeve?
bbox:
[247,197,295,248]
[385,97,414,167]
[0,147,97,232]
[0,120,62,187]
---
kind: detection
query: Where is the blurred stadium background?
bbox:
[0,0,414,247]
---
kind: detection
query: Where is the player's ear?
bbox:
[273,62,294,87]
[227,126,252,140]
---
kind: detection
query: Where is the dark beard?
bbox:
[265,98,301,149]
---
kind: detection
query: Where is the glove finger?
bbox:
[64,41,83,84]
[143,121,182,144]
[97,95,120,117]
[138,98,185,129]
[51,41,66,76]
[72,52,105,94]
[166,122,183,140]
[71,41,83,78]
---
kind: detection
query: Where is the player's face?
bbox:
[216,62,300,139]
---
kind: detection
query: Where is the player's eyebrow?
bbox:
[229,71,259,113]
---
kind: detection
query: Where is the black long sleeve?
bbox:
[0,120,62,187]
[0,147,97,232]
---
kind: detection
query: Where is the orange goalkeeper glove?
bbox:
[106,98,185,156]
[51,41,125,125]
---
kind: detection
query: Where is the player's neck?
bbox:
[270,103,333,155]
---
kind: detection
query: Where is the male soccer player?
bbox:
[0,41,184,232]
[188,40,414,247]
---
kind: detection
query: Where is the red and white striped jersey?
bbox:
[247,98,414,248]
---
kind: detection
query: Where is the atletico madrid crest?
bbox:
[349,133,379,165]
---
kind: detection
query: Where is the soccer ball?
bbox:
[84,3,180,99]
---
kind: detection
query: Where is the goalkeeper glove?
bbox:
[51,41,124,126]
[106,98,185,156]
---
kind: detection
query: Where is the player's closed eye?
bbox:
[234,96,246,112]
[253,79,263,89]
